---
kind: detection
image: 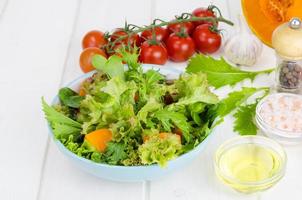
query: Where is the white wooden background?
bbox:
[1,0,302,199]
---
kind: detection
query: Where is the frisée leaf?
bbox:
[139,133,182,167]
[154,109,192,142]
[175,72,219,105]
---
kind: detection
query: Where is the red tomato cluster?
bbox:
[79,6,222,73]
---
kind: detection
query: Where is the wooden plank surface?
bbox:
[261,146,302,200]
[0,0,301,199]
[0,0,79,199]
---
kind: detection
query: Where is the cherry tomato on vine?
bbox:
[82,30,108,49]
[166,33,195,62]
[79,47,107,73]
[139,41,168,65]
[192,7,216,26]
[192,24,221,54]
[141,27,169,42]
[110,28,141,47]
[167,21,195,35]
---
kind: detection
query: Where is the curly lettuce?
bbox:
[139,133,182,167]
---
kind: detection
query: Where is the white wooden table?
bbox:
[1,0,302,199]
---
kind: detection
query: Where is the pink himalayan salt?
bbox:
[259,94,302,134]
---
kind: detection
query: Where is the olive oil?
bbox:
[216,143,284,193]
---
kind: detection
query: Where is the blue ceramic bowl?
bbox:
[48,65,215,182]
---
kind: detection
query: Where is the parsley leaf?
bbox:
[186,54,274,88]
[105,142,127,165]
[233,103,257,135]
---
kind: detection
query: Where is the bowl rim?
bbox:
[214,135,287,186]
[48,64,215,169]
[255,92,302,138]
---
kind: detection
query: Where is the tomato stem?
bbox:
[208,5,222,18]
[106,12,233,53]
[176,26,188,38]
[150,26,158,44]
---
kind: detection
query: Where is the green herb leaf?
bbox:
[105,142,128,165]
[59,87,84,108]
[233,103,258,135]
[186,54,274,88]
[154,109,191,142]
[216,87,258,117]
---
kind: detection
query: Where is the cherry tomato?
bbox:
[110,28,141,47]
[167,21,195,35]
[192,7,216,26]
[139,41,168,65]
[82,30,108,49]
[79,47,107,73]
[141,27,169,42]
[166,33,195,62]
[192,24,221,54]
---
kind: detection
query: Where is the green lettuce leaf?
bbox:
[145,70,164,91]
[78,95,104,134]
[137,97,162,123]
[58,87,84,108]
[175,72,219,105]
[139,133,182,167]
[154,109,191,142]
[186,54,274,88]
[101,77,127,103]
[42,98,82,140]
[188,102,206,126]
[117,46,141,70]
[64,136,103,162]
[92,54,124,80]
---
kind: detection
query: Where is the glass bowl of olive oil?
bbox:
[214,136,287,193]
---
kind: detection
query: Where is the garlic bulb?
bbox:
[224,15,263,66]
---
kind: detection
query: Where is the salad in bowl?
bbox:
[42,51,220,181]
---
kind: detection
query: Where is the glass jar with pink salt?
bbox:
[256,93,302,145]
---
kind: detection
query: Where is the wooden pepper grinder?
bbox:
[272,17,302,94]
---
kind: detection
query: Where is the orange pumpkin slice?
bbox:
[242,0,302,47]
